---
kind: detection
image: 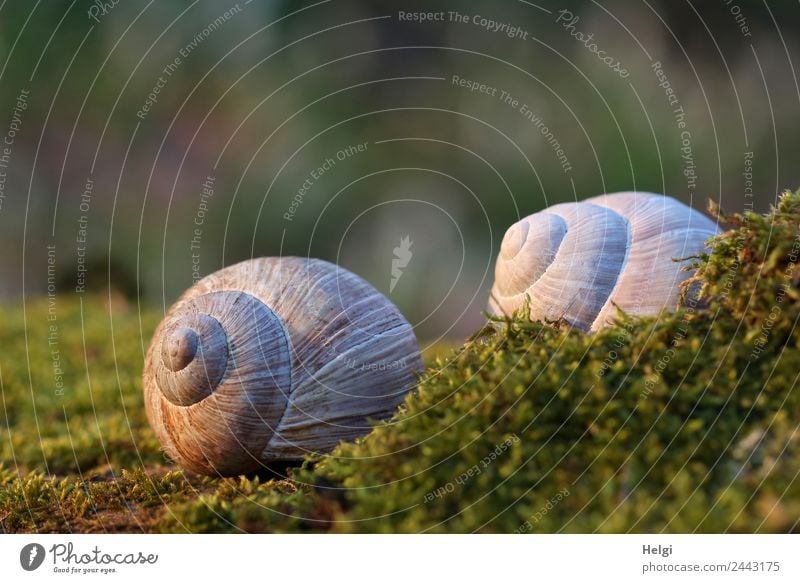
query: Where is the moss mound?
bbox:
[2,192,799,533]
[293,190,800,533]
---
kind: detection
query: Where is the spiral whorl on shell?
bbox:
[489,192,720,331]
[144,257,422,476]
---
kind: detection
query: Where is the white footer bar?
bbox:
[1,534,796,582]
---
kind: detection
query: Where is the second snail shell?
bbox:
[144,257,422,475]
[489,192,720,331]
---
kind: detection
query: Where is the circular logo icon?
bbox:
[19,543,46,571]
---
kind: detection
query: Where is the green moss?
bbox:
[1,192,799,532]
[160,476,319,533]
[0,299,163,475]
[297,190,800,533]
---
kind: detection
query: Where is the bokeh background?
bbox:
[1,0,798,342]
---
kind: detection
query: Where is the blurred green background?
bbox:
[0,0,798,342]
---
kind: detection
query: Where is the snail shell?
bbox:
[144,257,422,475]
[489,192,720,331]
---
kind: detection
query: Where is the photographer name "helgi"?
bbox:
[643,544,673,558]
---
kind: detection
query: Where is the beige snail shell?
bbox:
[489,192,720,331]
[144,257,422,475]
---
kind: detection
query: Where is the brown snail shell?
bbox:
[144,257,422,475]
[489,192,720,331]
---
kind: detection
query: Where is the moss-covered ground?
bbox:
[2,192,799,533]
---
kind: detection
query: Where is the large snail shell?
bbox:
[489,192,720,331]
[144,257,422,475]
